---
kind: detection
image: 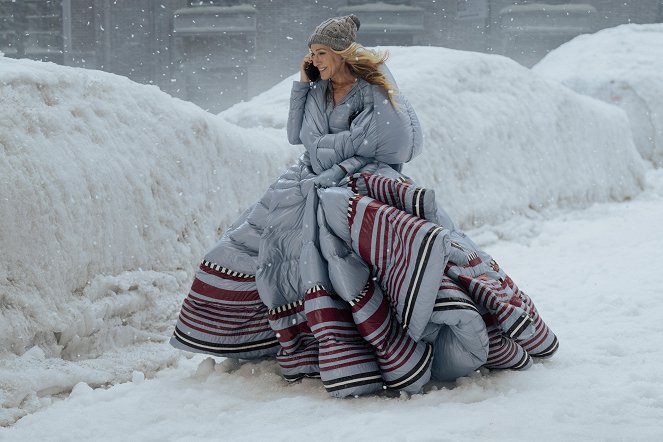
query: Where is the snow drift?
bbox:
[223,46,645,227]
[534,24,663,167]
[0,56,301,421]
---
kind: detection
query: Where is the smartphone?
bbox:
[304,62,320,82]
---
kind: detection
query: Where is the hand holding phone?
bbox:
[304,62,320,82]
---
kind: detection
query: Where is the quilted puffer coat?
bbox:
[170,65,559,397]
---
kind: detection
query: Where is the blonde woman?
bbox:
[171,15,558,398]
[288,14,422,182]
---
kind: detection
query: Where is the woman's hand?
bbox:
[300,53,312,82]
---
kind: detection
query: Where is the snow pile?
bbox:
[0,57,301,422]
[223,46,645,227]
[534,24,663,166]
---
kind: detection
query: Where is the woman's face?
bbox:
[310,44,345,81]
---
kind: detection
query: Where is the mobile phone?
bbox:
[304,62,320,82]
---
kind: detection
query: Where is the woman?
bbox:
[171,15,558,398]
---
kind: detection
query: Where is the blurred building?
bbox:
[1,0,661,112]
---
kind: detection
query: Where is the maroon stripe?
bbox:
[305,288,329,301]
[379,339,417,372]
[389,213,427,302]
[179,306,269,328]
[398,180,408,211]
[355,297,390,341]
[357,199,383,263]
[178,314,273,337]
[386,178,398,209]
[184,292,269,312]
[488,340,518,365]
[191,278,260,302]
[310,325,362,339]
[318,352,376,365]
[520,317,549,349]
[186,291,264,308]
[307,307,355,326]
[375,205,392,282]
[384,210,410,304]
[182,300,267,323]
[274,322,311,344]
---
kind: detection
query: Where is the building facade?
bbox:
[1,0,661,112]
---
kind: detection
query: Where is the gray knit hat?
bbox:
[307,14,361,51]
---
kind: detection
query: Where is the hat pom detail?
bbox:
[349,14,360,31]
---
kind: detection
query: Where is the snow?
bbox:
[0,29,662,439]
[534,23,663,167]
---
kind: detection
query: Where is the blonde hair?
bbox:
[333,43,397,106]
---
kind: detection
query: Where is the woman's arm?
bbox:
[286,81,311,145]
[287,54,320,145]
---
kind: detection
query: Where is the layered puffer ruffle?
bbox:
[171,171,559,397]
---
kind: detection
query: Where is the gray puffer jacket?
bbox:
[209,66,424,311]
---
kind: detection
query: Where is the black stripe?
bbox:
[511,352,532,370]
[322,371,383,392]
[283,372,320,382]
[173,327,279,354]
[531,336,559,358]
[411,187,424,218]
[402,226,442,329]
[506,313,533,339]
[434,304,479,313]
[385,343,433,389]
[433,297,479,313]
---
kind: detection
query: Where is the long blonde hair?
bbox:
[333,43,397,106]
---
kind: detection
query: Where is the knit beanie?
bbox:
[307,14,361,51]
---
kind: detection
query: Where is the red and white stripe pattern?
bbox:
[348,172,431,220]
[509,288,559,358]
[303,285,384,397]
[348,194,447,341]
[460,273,558,369]
[171,260,279,359]
[483,314,532,370]
[350,280,433,392]
[451,268,535,341]
[268,299,320,382]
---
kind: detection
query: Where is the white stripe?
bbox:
[324,374,383,390]
[509,315,531,338]
[434,301,479,311]
[403,226,443,327]
[174,329,277,351]
[387,344,432,389]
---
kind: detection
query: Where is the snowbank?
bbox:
[534,24,663,166]
[0,57,300,421]
[223,46,645,227]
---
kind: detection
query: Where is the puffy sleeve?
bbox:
[299,69,423,174]
[286,81,311,145]
[300,96,378,174]
[370,65,423,164]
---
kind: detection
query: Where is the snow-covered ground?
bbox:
[534,23,663,166]
[1,24,662,440]
[2,170,663,441]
